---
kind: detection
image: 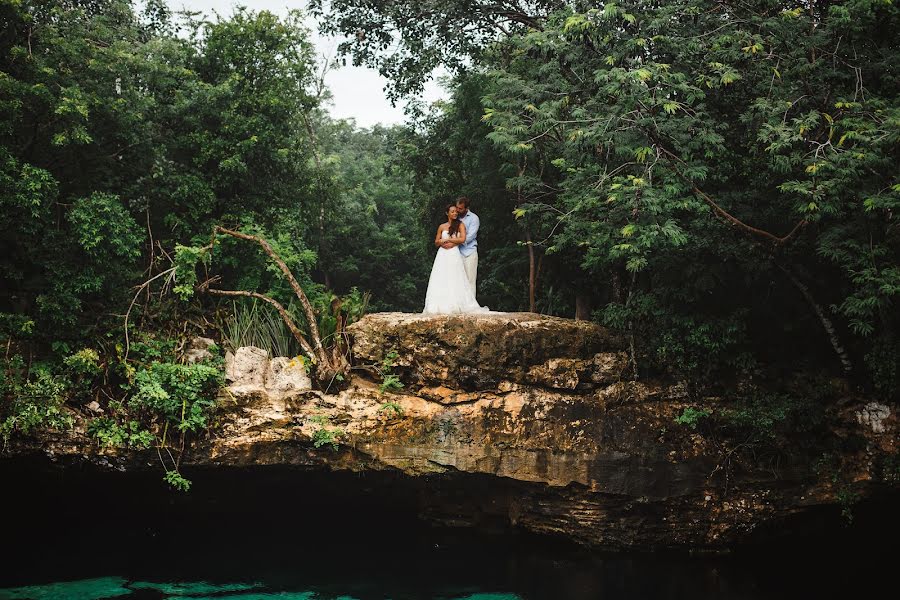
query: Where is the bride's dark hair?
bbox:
[446,204,461,237]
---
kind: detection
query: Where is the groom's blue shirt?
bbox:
[459,210,479,257]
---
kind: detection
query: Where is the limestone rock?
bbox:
[590,351,630,384]
[7,312,895,554]
[223,347,312,405]
[418,385,480,405]
[347,312,625,392]
[184,336,217,364]
[856,402,892,433]
[225,346,268,393]
[524,352,629,390]
[266,357,312,398]
[526,358,581,390]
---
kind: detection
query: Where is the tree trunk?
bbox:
[777,263,853,374]
[575,294,592,321]
[526,229,537,313]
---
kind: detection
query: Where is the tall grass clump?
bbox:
[223,299,300,357]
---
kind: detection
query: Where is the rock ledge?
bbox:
[347,312,628,392]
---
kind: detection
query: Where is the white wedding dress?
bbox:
[423,230,489,315]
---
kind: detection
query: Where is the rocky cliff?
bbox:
[10,313,897,551]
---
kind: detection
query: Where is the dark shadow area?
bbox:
[0,459,895,599]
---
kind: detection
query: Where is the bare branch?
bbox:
[204,288,316,359]
[213,226,326,356]
[659,147,807,248]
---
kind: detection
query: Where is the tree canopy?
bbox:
[1,0,898,471]
[319,0,900,393]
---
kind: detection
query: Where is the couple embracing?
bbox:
[423,197,490,315]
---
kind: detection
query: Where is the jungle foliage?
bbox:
[322,0,900,396]
[0,1,430,474]
[1,0,898,469]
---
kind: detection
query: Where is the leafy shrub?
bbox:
[67,193,142,264]
[63,348,103,401]
[720,392,824,442]
[173,244,211,301]
[128,362,223,433]
[378,401,404,418]
[378,349,404,394]
[0,364,74,447]
[312,427,342,450]
[380,374,403,394]
[340,287,371,326]
[308,414,343,450]
[87,418,153,449]
[308,414,331,426]
[601,291,750,381]
[128,334,178,363]
[63,349,102,376]
[674,407,711,430]
[164,470,192,492]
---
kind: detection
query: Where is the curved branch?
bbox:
[775,263,853,373]
[204,288,316,359]
[213,227,325,356]
[658,146,807,247]
[124,267,176,360]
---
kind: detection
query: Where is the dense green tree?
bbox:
[481,1,899,387]
[318,0,899,393]
[1,0,151,338]
[315,120,430,311]
[0,1,327,343]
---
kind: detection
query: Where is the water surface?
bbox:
[1,464,892,599]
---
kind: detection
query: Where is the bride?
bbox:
[423,204,489,315]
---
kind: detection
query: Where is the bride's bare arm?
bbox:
[434,225,445,247]
[446,222,467,246]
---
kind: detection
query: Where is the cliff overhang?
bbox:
[6,312,897,551]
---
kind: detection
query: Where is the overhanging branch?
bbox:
[657,145,807,248]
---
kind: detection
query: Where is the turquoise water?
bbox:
[2,466,893,599]
[0,535,779,600]
[0,577,518,600]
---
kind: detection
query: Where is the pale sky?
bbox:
[167,1,447,127]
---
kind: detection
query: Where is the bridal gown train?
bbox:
[423,230,489,315]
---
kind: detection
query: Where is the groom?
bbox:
[454,196,479,293]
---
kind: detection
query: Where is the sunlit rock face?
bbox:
[6,313,895,552]
[195,312,892,550]
[347,312,628,391]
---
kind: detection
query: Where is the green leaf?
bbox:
[625,256,648,272]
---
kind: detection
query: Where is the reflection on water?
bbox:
[0,578,520,600]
